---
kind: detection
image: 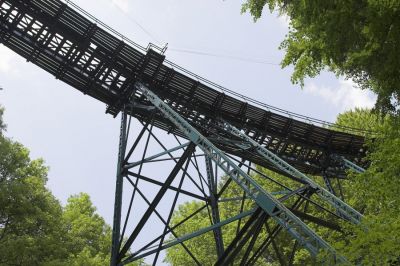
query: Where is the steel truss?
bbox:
[107,82,368,265]
[0,1,368,265]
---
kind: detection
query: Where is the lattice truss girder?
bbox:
[0,0,366,181]
[107,83,364,265]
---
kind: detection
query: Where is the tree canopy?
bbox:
[242,0,400,113]
[0,106,150,266]
[0,132,111,265]
[0,106,149,265]
[0,106,5,133]
[0,118,62,265]
[0,131,110,264]
[332,109,400,265]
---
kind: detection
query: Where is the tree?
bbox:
[47,192,147,266]
[164,201,218,265]
[331,109,400,265]
[0,106,5,133]
[335,108,382,135]
[164,173,313,265]
[62,193,111,265]
[0,108,66,265]
[241,1,400,113]
[0,105,147,266]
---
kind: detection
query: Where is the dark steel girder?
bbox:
[0,0,367,180]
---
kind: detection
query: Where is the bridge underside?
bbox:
[0,0,367,179]
[0,0,367,265]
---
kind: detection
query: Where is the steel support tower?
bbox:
[0,0,369,265]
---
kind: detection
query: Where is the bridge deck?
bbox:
[0,0,366,177]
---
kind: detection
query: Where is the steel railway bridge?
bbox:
[0,0,369,265]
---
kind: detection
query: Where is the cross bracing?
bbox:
[0,0,369,265]
[108,95,354,264]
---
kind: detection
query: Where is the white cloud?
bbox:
[0,45,18,74]
[304,79,376,112]
[277,13,290,29]
[111,0,130,11]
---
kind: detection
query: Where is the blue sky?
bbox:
[0,0,376,263]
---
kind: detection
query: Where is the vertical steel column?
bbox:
[205,157,224,258]
[110,111,128,266]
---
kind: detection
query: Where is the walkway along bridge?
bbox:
[0,0,369,265]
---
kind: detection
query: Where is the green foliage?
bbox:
[335,108,382,135]
[164,172,315,265]
[0,106,5,133]
[0,107,118,266]
[164,201,218,265]
[0,125,65,265]
[242,1,400,113]
[164,176,257,265]
[333,110,400,265]
[62,193,112,264]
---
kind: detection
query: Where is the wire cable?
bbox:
[168,48,281,66]
[65,0,376,136]
[107,0,163,45]
[106,0,280,66]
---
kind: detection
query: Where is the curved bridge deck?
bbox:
[0,0,366,177]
